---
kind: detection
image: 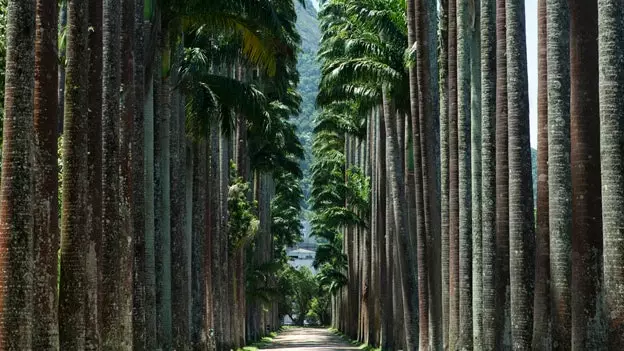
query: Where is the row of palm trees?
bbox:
[0,0,305,349]
[313,0,624,349]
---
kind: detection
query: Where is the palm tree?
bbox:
[0,0,35,348]
[547,0,571,347]
[155,22,173,349]
[100,0,124,346]
[447,0,460,347]
[480,0,497,348]
[438,0,450,347]
[170,36,190,350]
[85,0,102,347]
[119,0,135,346]
[377,107,389,348]
[384,85,419,349]
[32,0,58,348]
[406,0,429,347]
[532,0,551,348]
[59,0,90,347]
[569,1,603,348]
[421,2,443,345]
[470,2,483,349]
[494,0,511,347]
[597,0,624,348]
[506,0,535,347]
[438,0,449,348]
[414,0,442,346]
[457,0,473,347]
[144,49,157,350]
[132,0,147,348]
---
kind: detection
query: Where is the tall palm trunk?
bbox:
[479,0,497,348]
[457,0,473,348]
[0,0,36,348]
[597,0,624,347]
[470,3,483,349]
[209,124,223,350]
[532,0,551,348]
[447,0,460,348]
[59,0,89,348]
[362,129,372,344]
[377,105,390,349]
[414,0,443,347]
[506,0,535,347]
[368,110,379,347]
[155,25,173,349]
[203,139,214,347]
[438,1,450,347]
[220,130,232,349]
[547,0,571,347]
[171,39,190,349]
[494,0,511,347]
[33,0,59,348]
[101,0,124,346]
[406,1,428,348]
[85,0,102,348]
[569,2,604,348]
[132,0,147,348]
[144,58,157,350]
[420,2,443,345]
[191,141,207,348]
[383,89,418,350]
[119,0,136,346]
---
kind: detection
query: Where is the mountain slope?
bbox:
[295,0,321,180]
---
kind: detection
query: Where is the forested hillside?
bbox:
[295,0,321,180]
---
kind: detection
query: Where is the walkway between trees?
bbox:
[258,327,359,351]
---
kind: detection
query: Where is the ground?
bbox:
[258,327,359,351]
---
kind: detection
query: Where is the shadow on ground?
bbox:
[259,327,360,351]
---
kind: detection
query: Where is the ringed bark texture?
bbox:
[598,0,624,348]
[447,0,460,348]
[33,0,59,348]
[144,65,157,350]
[132,0,147,348]
[569,1,605,349]
[59,0,90,348]
[438,1,450,348]
[85,0,102,348]
[0,0,36,349]
[495,0,511,347]
[506,0,536,347]
[155,29,173,349]
[383,91,418,351]
[532,0,551,348]
[101,0,124,346]
[480,0,497,348]
[471,3,483,349]
[119,0,136,346]
[457,0,473,348]
[408,0,429,347]
[547,0,572,348]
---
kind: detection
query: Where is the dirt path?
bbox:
[258,327,360,351]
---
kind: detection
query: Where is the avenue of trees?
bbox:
[311,0,624,350]
[0,0,308,350]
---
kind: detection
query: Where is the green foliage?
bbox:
[272,171,305,257]
[293,0,321,199]
[245,260,285,308]
[306,293,331,326]
[276,266,318,326]
[228,163,259,251]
